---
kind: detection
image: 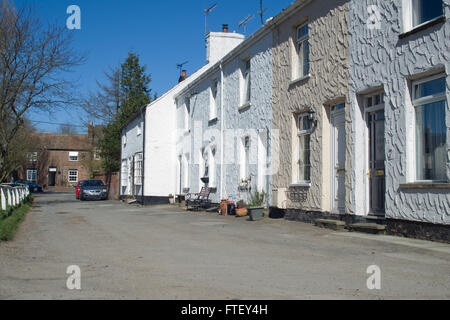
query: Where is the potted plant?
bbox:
[168,194,174,204]
[235,200,247,217]
[247,190,266,221]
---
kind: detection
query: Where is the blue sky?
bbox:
[15,0,294,133]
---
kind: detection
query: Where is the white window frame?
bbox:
[134,153,143,186]
[68,170,78,183]
[184,97,191,133]
[183,154,190,189]
[210,78,219,120]
[410,0,444,29]
[69,151,79,162]
[27,152,38,163]
[241,59,251,106]
[294,22,310,80]
[27,169,37,183]
[121,160,128,187]
[240,136,251,181]
[297,113,312,184]
[94,150,101,161]
[209,147,216,187]
[412,73,447,182]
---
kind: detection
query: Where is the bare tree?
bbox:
[59,123,78,135]
[0,1,85,181]
[81,65,122,124]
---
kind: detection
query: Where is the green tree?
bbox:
[98,52,152,173]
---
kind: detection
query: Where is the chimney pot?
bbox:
[178,70,187,83]
[222,24,229,33]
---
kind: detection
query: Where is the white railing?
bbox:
[0,184,30,211]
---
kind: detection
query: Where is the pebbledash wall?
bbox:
[175,29,273,205]
[348,0,450,239]
[271,0,350,220]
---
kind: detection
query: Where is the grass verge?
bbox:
[0,195,33,241]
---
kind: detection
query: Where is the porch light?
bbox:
[308,109,317,127]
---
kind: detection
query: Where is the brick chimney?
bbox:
[178,70,187,83]
[206,25,244,64]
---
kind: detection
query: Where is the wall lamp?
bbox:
[308,109,318,128]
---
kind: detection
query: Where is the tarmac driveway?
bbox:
[0,192,449,299]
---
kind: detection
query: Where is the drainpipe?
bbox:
[219,62,225,200]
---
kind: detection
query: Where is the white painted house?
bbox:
[120,25,245,204]
[174,24,273,206]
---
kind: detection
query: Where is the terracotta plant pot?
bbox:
[220,199,228,215]
[236,207,248,217]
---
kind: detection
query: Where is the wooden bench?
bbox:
[186,187,212,211]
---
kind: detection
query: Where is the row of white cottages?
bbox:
[121,0,450,241]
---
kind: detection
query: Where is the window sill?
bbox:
[183,130,191,136]
[399,16,446,39]
[289,74,311,87]
[238,102,251,111]
[290,182,311,188]
[399,182,450,190]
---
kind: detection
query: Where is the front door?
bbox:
[367,109,386,216]
[331,103,346,214]
[48,170,56,186]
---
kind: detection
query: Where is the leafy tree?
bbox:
[98,52,152,173]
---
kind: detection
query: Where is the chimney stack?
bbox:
[178,70,187,83]
[222,24,229,33]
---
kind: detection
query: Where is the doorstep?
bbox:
[348,223,386,235]
[314,219,346,231]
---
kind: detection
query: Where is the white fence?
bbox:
[0,184,30,211]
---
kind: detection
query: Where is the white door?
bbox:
[331,104,346,214]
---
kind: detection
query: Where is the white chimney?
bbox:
[206,24,245,64]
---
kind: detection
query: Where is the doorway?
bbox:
[366,94,386,216]
[330,103,346,214]
[48,168,56,186]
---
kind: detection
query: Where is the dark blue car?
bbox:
[14,180,43,193]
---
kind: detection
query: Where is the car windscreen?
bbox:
[83,180,105,187]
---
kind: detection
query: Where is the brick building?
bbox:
[19,123,104,188]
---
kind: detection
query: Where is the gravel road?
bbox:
[0,192,449,300]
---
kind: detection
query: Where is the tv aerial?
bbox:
[176,61,189,75]
[204,3,218,36]
[259,0,268,25]
[238,14,254,35]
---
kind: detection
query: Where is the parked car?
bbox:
[14,180,43,193]
[79,179,108,201]
[75,180,85,199]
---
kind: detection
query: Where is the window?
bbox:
[69,151,79,162]
[27,169,37,183]
[184,97,190,132]
[183,154,189,188]
[121,160,128,187]
[134,153,143,186]
[413,75,446,181]
[411,0,443,28]
[94,150,101,161]
[242,59,251,105]
[68,170,78,183]
[27,152,38,163]
[210,79,219,120]
[295,23,310,79]
[209,148,216,187]
[297,114,311,182]
[241,137,251,180]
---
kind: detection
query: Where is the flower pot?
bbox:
[236,207,247,217]
[169,197,174,204]
[248,206,264,221]
[220,199,228,215]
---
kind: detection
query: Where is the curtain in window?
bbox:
[415,100,446,180]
